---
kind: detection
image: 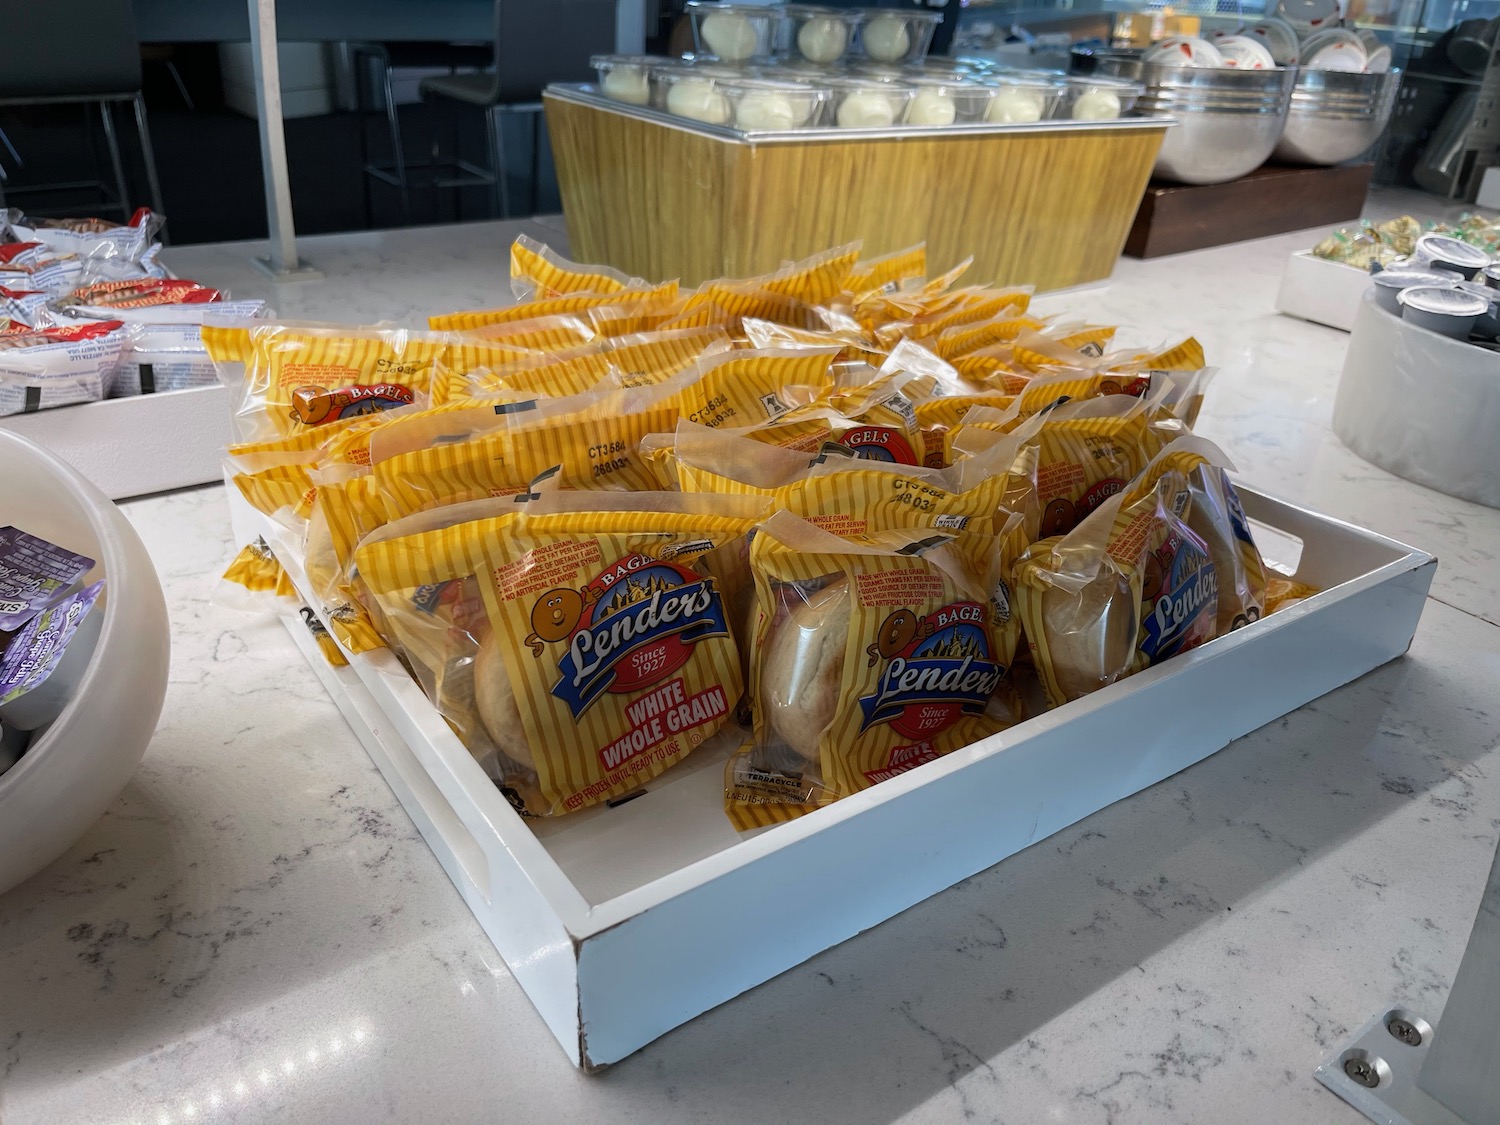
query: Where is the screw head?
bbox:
[1388,1018,1423,1047]
[1345,1058,1380,1088]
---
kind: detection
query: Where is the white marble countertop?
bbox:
[3,193,1499,1125]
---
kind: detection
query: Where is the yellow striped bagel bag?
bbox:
[726,512,1012,829]
[360,493,767,816]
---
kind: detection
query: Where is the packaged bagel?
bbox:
[509,234,643,300]
[726,512,1015,828]
[0,319,130,416]
[844,242,927,297]
[1013,447,1219,710]
[1134,435,1266,633]
[357,492,767,816]
[956,388,1167,540]
[428,280,679,333]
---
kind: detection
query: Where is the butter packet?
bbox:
[0,526,95,630]
[726,513,1013,829]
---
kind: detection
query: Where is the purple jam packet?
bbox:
[0,580,103,706]
[0,526,95,631]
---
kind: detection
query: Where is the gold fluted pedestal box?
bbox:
[544,85,1171,292]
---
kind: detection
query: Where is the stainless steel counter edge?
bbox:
[543,83,1177,144]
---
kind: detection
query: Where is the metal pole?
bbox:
[1416,842,1500,1125]
[247,0,320,280]
[1315,833,1500,1125]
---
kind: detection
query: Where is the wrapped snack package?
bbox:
[215,537,299,613]
[428,280,679,333]
[1265,576,1319,614]
[356,493,767,815]
[726,512,1015,828]
[1013,440,1226,709]
[5,207,162,264]
[0,241,82,295]
[0,319,130,416]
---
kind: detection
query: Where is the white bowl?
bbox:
[0,429,169,896]
[1144,36,1227,68]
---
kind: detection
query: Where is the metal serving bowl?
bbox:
[1135,64,1297,185]
[1272,68,1402,165]
[1073,50,1295,184]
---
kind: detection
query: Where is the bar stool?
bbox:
[372,0,617,221]
[354,40,493,222]
[0,0,165,221]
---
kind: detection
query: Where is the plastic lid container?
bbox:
[687,2,782,63]
[823,76,915,128]
[855,9,943,65]
[1058,74,1143,120]
[591,54,655,106]
[1414,233,1490,279]
[719,77,830,130]
[1397,285,1486,339]
[901,74,995,125]
[985,74,1067,123]
[1456,280,1500,337]
[656,70,734,124]
[780,5,863,65]
[1370,268,1457,314]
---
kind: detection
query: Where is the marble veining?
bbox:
[1,193,1498,1125]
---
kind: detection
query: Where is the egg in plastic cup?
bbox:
[899,74,996,126]
[687,2,782,63]
[719,77,830,131]
[855,9,943,65]
[591,54,657,106]
[1057,74,1143,120]
[983,74,1067,124]
[780,5,864,65]
[823,76,916,128]
[656,68,735,124]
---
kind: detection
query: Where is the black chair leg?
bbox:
[530,110,541,216]
[486,105,511,220]
[100,100,130,219]
[380,59,411,220]
[133,94,166,224]
[356,50,373,227]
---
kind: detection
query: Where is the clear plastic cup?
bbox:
[656,70,735,125]
[687,2,783,63]
[855,10,943,65]
[1058,75,1144,120]
[984,74,1066,123]
[780,5,864,65]
[649,58,744,111]
[719,77,830,130]
[824,76,916,128]
[900,75,995,125]
[591,54,656,106]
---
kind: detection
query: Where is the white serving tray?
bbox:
[0,385,230,500]
[234,485,1435,1070]
[1275,249,1371,333]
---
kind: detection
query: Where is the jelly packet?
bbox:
[0,526,95,630]
[0,580,104,729]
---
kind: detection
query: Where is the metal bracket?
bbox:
[1315,1009,1467,1125]
[248,256,323,283]
[1317,838,1500,1125]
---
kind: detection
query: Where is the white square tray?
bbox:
[0,385,230,500]
[238,486,1435,1070]
[1275,249,1372,334]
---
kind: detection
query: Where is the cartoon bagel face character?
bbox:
[290,385,338,426]
[526,587,586,656]
[1040,497,1077,539]
[866,608,925,666]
